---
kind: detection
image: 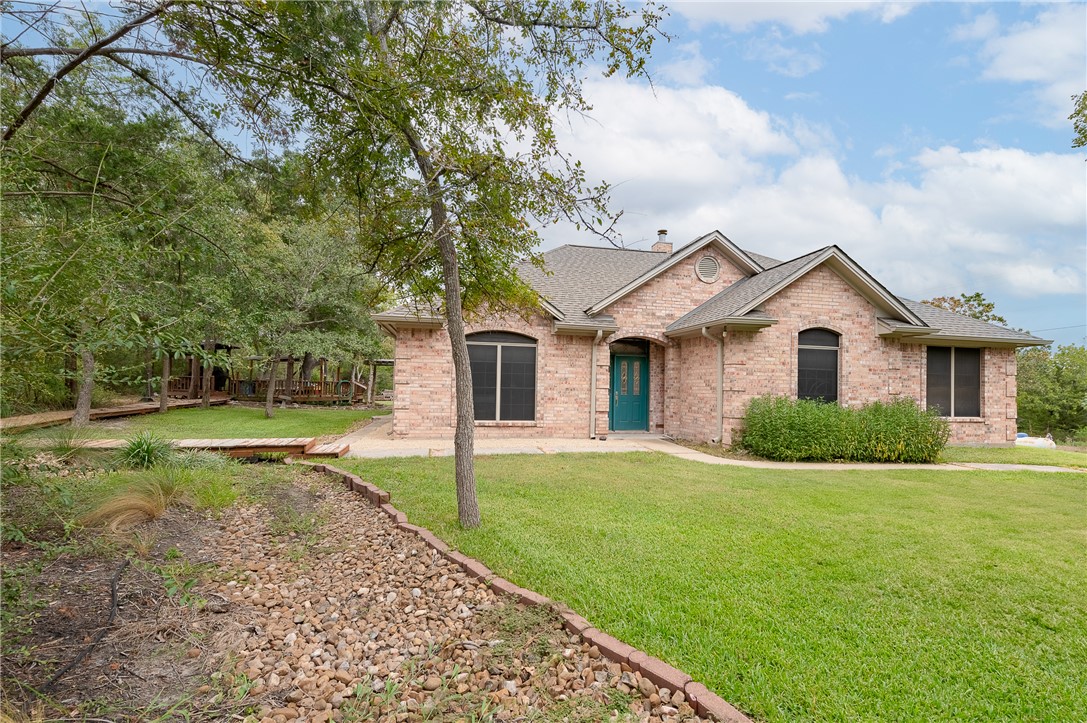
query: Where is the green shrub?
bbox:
[737,396,948,463]
[116,431,174,468]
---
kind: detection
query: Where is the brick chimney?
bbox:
[651,229,672,254]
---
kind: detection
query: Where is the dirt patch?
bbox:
[3,466,707,722]
[1,506,250,720]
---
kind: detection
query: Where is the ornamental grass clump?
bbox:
[80,471,185,532]
[738,396,948,463]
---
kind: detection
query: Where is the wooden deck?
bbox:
[0,396,230,433]
[73,437,349,458]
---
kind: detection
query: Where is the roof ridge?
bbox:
[555,243,666,253]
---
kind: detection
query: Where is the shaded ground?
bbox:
[2,460,695,722]
[2,497,253,719]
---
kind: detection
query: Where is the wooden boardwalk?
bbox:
[73,437,348,459]
[0,396,230,433]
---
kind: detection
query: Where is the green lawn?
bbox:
[19,406,384,440]
[340,453,1086,722]
[940,445,1087,469]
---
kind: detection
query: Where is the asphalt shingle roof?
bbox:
[743,250,783,269]
[665,249,826,332]
[379,242,1047,345]
[900,299,1046,343]
[517,245,668,326]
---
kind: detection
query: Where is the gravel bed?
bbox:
[200,470,710,723]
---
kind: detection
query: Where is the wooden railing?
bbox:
[167,376,194,396]
[230,378,363,401]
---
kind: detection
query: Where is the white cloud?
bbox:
[744,32,823,77]
[546,77,1085,301]
[968,260,1084,297]
[964,5,1087,127]
[551,79,795,212]
[659,41,712,86]
[671,1,916,35]
[951,10,999,42]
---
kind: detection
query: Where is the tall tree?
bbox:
[1,55,242,421]
[3,1,662,526]
[169,0,663,527]
[921,292,1008,325]
[1017,344,1087,440]
[236,215,388,418]
[1071,91,1087,149]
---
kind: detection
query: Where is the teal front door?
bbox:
[610,355,649,431]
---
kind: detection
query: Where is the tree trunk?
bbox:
[187,356,198,399]
[159,354,171,413]
[142,345,154,402]
[404,132,480,528]
[72,348,95,426]
[301,352,317,383]
[64,351,78,405]
[265,357,279,419]
[284,356,295,402]
[365,2,478,527]
[201,339,213,408]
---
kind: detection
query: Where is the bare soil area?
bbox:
[3,464,705,722]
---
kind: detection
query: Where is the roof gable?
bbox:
[585,231,763,316]
[667,246,926,334]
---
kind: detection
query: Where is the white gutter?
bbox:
[702,327,724,444]
[589,330,603,438]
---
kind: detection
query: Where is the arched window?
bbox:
[466,332,537,421]
[797,328,839,403]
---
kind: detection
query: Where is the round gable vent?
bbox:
[696,255,721,283]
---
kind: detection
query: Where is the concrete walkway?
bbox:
[342,416,1084,473]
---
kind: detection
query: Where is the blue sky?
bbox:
[543,2,1086,346]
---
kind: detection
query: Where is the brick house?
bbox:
[374,231,1047,445]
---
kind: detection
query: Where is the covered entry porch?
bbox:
[606,337,666,434]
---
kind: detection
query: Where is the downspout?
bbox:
[702,327,724,444]
[589,330,603,438]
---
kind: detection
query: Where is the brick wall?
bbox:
[391,315,596,439]
[684,265,1017,446]
[671,336,719,441]
[390,257,1018,445]
[598,248,748,437]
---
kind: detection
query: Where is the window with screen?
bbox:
[466,332,536,421]
[926,347,980,417]
[797,328,840,403]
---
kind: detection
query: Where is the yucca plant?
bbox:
[116,431,174,469]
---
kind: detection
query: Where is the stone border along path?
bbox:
[303,461,753,723]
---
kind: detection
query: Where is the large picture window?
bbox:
[926,347,981,417]
[798,328,839,403]
[466,332,536,421]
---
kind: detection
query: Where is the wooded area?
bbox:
[2,0,664,526]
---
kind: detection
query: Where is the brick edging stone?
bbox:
[298,461,753,723]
